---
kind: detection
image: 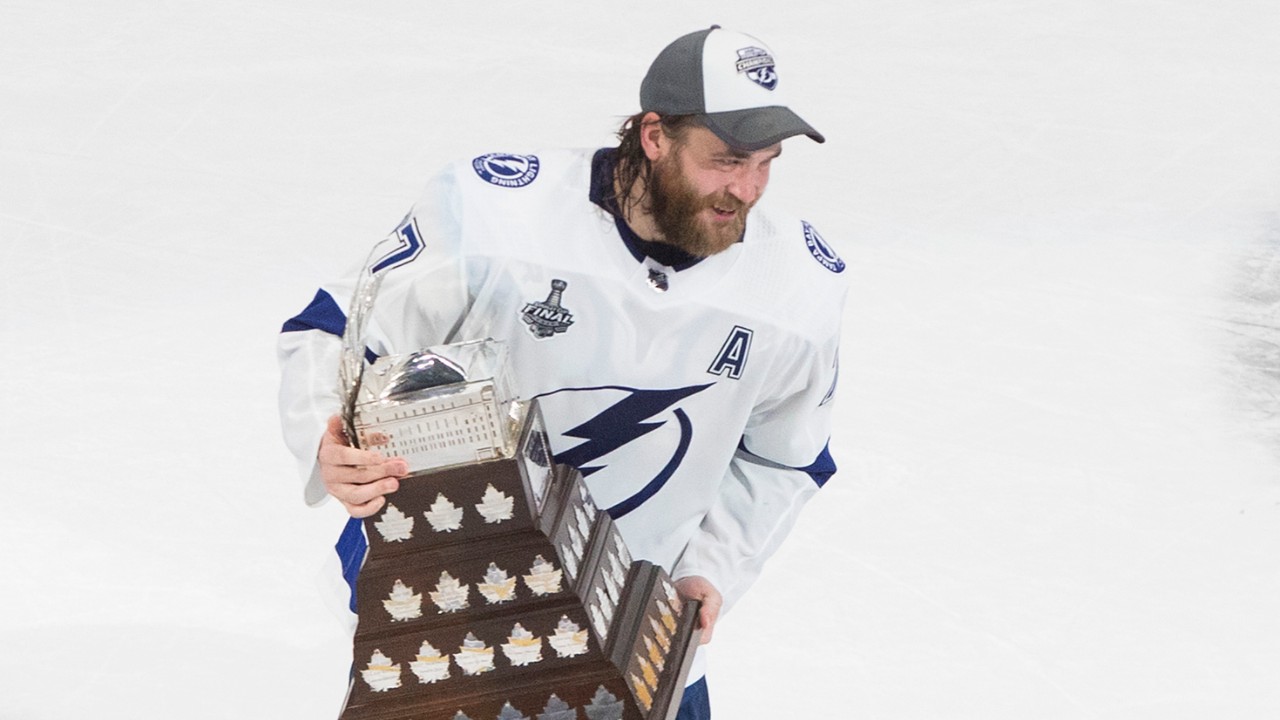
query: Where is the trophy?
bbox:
[350,339,524,477]
[334,246,701,720]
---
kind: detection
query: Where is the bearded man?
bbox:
[278,26,847,720]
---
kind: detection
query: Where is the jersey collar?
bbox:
[590,148,744,272]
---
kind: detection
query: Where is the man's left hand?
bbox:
[673,575,723,645]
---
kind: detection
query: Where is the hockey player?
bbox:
[278,26,847,719]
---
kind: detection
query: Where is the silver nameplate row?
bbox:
[352,338,521,474]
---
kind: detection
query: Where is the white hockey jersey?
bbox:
[278,147,848,641]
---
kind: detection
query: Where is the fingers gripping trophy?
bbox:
[333,248,703,720]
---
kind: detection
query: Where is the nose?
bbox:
[725,165,766,206]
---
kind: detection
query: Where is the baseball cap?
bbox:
[640,26,825,151]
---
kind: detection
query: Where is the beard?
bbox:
[646,154,749,258]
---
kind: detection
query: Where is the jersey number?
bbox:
[371,218,425,273]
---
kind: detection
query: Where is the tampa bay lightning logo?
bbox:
[735,46,778,90]
[803,221,845,273]
[472,153,540,188]
[535,384,712,518]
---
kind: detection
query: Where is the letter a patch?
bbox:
[707,325,753,380]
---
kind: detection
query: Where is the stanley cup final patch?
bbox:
[735,46,778,90]
[521,279,575,338]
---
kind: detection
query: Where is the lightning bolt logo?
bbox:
[537,384,712,518]
[487,157,527,176]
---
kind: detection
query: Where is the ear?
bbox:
[638,112,668,162]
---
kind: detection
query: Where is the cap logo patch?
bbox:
[803,221,845,273]
[472,153,541,188]
[735,46,778,90]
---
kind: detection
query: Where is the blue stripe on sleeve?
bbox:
[281,289,380,364]
[738,437,838,488]
[281,289,346,336]
[335,517,367,613]
[797,442,837,488]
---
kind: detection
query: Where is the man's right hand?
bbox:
[318,414,409,518]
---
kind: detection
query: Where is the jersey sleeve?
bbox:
[672,320,842,614]
[277,163,471,506]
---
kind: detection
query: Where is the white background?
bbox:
[2,1,1278,718]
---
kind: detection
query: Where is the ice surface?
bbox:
[1,2,1278,718]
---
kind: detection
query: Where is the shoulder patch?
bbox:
[472,153,540,188]
[802,221,845,273]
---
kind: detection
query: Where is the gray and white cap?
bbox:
[640,26,825,151]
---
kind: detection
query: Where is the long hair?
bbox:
[610,112,701,216]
